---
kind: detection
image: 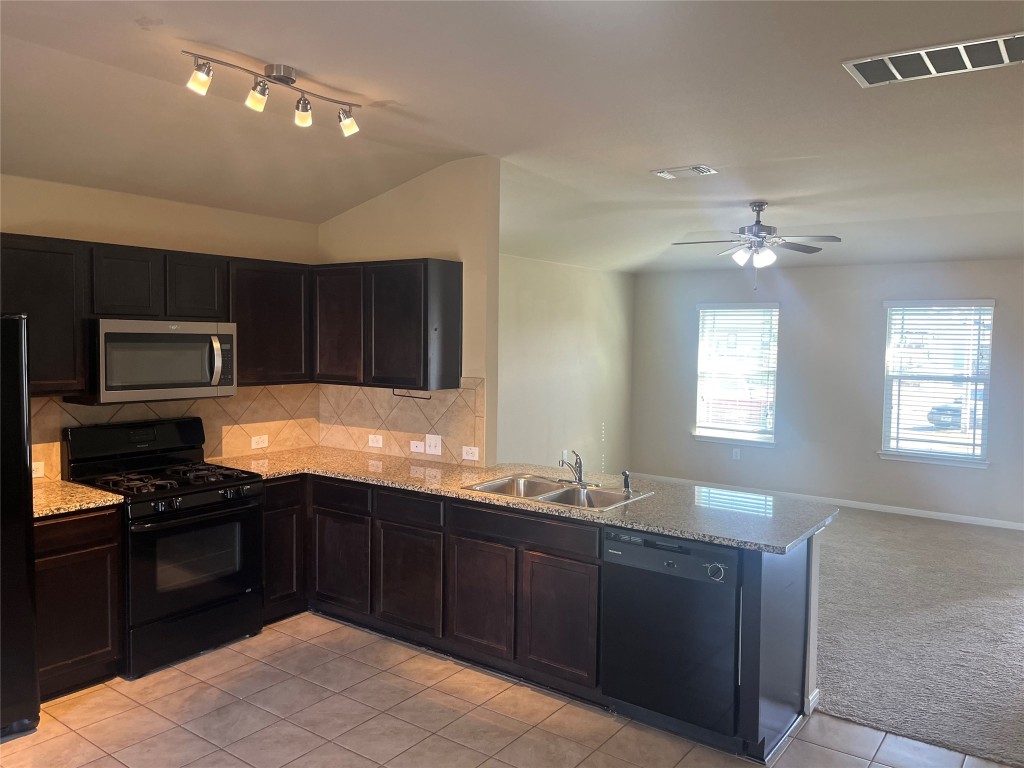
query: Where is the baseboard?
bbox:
[632,473,1024,531]
[804,687,820,715]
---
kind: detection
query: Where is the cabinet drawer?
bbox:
[375,490,443,528]
[35,507,120,557]
[265,476,304,510]
[448,504,599,560]
[311,478,371,514]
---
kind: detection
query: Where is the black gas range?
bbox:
[62,417,264,678]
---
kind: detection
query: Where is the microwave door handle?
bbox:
[210,335,223,386]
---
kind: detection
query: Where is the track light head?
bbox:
[294,95,313,127]
[245,79,270,112]
[186,61,213,95]
[338,108,359,137]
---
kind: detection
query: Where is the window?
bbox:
[695,304,779,443]
[882,301,994,464]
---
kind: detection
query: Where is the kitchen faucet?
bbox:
[559,450,584,486]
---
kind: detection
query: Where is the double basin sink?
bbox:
[466,474,652,512]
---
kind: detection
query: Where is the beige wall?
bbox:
[318,156,501,462]
[497,254,634,474]
[1,174,319,262]
[630,259,1024,525]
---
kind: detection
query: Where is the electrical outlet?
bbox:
[410,440,425,454]
[425,434,442,456]
[251,434,269,449]
[732,448,741,460]
[462,446,479,461]
[409,466,425,479]
[368,434,383,448]
[368,460,383,473]
[252,459,269,473]
[32,461,44,478]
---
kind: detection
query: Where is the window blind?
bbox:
[882,303,994,461]
[695,305,779,442]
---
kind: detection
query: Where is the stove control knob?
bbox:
[704,563,727,582]
[221,488,237,500]
[171,497,184,510]
[241,485,251,496]
[153,501,167,514]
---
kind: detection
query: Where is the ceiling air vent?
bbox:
[843,32,1023,87]
[651,165,719,180]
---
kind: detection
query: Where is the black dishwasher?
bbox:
[601,527,741,736]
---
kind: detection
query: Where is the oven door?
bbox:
[127,498,262,627]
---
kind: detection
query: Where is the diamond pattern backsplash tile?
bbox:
[30,379,487,480]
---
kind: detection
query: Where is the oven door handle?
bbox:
[210,335,223,386]
[129,503,257,533]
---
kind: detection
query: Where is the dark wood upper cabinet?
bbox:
[166,252,228,320]
[446,535,516,660]
[375,520,444,637]
[230,260,311,385]
[314,265,363,384]
[364,259,462,390]
[92,244,165,317]
[263,477,307,623]
[0,234,87,394]
[517,550,599,687]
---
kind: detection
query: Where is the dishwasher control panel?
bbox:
[603,528,739,586]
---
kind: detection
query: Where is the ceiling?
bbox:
[2,1,1022,271]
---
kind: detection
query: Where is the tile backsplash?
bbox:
[30,378,486,481]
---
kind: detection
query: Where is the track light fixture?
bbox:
[181,49,361,135]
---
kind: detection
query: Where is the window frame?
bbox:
[879,299,994,468]
[693,302,780,446]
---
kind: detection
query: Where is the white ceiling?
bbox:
[2,1,1022,270]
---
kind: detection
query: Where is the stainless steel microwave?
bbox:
[93,319,237,403]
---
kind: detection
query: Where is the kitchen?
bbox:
[2,4,1024,768]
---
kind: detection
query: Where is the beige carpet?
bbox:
[815,507,1024,768]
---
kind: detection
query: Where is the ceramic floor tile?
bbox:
[281,741,379,768]
[76,705,175,753]
[223,721,325,768]
[482,685,566,726]
[113,726,217,768]
[795,713,885,761]
[774,739,871,768]
[182,699,280,747]
[963,757,1012,768]
[146,683,238,724]
[432,668,514,705]
[333,713,430,764]
[229,629,303,660]
[182,750,252,767]
[388,688,475,731]
[342,672,424,710]
[577,753,637,768]
[175,649,251,682]
[285,694,379,740]
[479,760,516,768]
[244,678,333,718]
[385,733,489,768]
[599,722,695,768]
[0,732,105,768]
[41,684,110,710]
[675,744,752,767]
[0,711,70,756]
[438,707,532,755]
[273,614,341,641]
[537,702,628,749]
[495,727,594,768]
[345,639,420,670]
[79,757,126,768]
[389,653,463,686]
[872,734,965,768]
[107,668,200,704]
[298,657,379,693]
[45,686,137,730]
[262,644,339,675]
[307,626,378,655]
[207,661,292,698]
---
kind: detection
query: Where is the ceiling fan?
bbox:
[672,201,841,268]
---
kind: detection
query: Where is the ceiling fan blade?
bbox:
[780,235,841,242]
[671,240,743,246]
[715,245,745,258]
[776,241,822,254]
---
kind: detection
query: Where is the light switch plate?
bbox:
[425,468,441,483]
[732,448,741,460]
[425,434,442,456]
[369,460,383,473]
[410,440,425,453]
[462,446,479,461]
[251,435,269,449]
[32,461,44,478]
[368,434,383,448]
[252,459,269,473]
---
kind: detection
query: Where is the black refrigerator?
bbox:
[1,314,41,736]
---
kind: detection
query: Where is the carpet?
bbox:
[815,507,1024,768]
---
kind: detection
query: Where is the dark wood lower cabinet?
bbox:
[308,506,372,615]
[517,550,599,687]
[375,521,443,637]
[446,535,515,659]
[34,508,122,700]
[263,514,305,623]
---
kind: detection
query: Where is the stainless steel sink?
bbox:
[535,486,653,511]
[468,474,565,498]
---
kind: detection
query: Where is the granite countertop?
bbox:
[32,481,123,518]
[218,447,837,553]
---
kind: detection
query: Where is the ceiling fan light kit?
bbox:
[182,51,360,135]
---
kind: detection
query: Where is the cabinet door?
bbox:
[364,262,424,388]
[446,536,515,659]
[263,505,306,623]
[375,520,443,636]
[166,252,228,320]
[92,245,164,316]
[314,265,363,383]
[35,543,121,698]
[0,235,86,393]
[230,261,311,384]
[309,506,371,614]
[517,550,599,686]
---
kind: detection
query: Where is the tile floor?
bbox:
[0,611,1013,768]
